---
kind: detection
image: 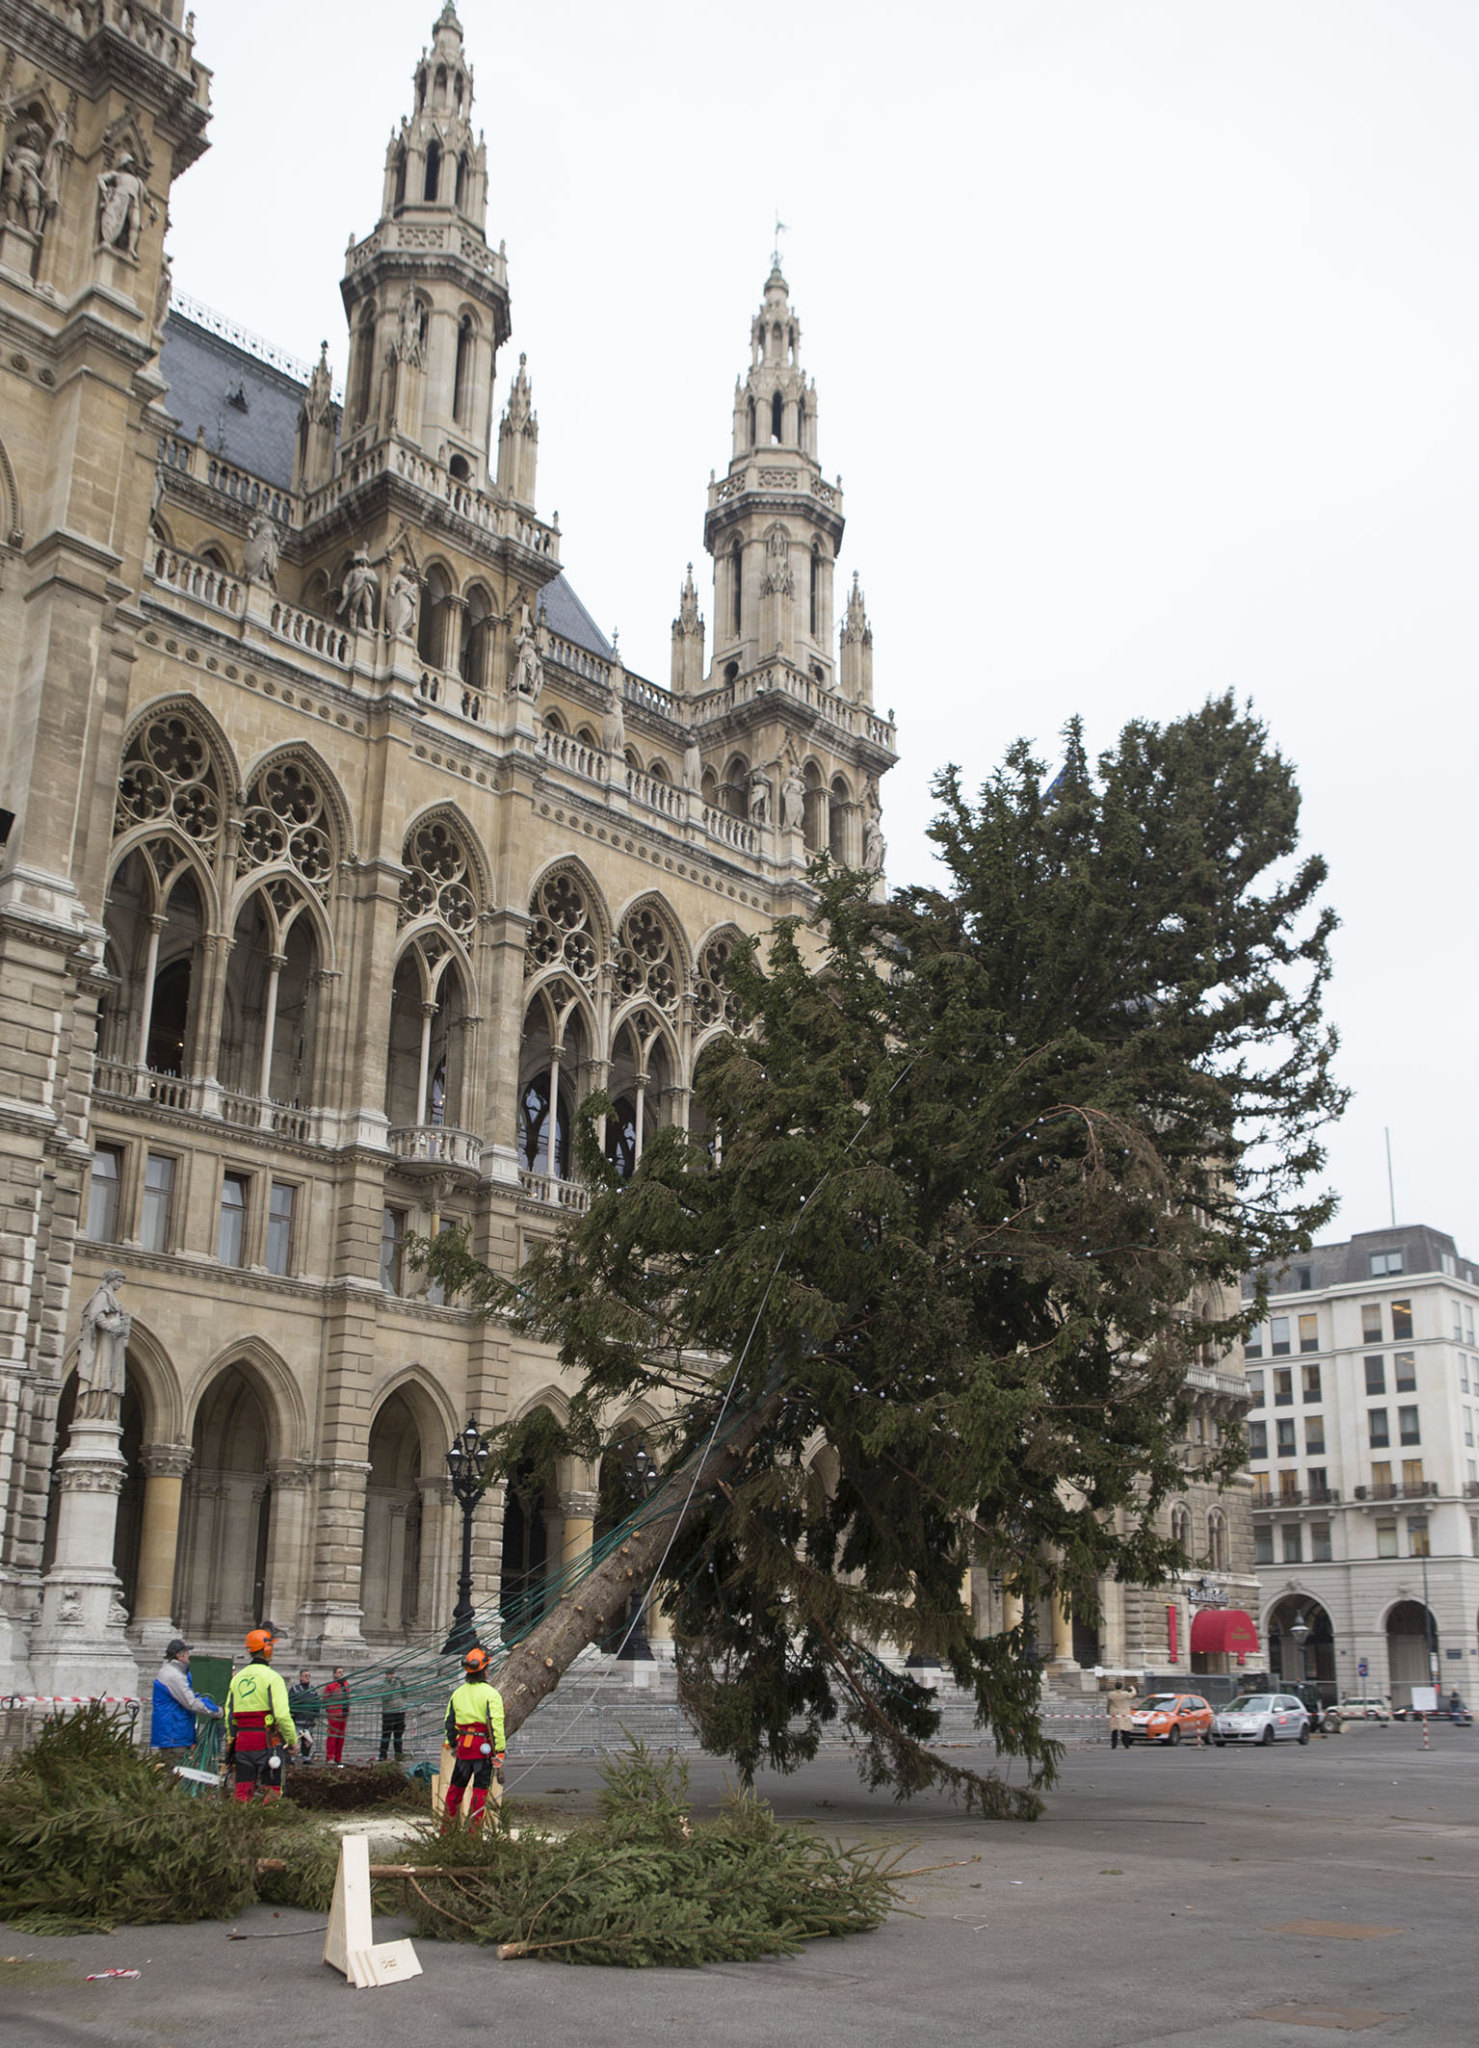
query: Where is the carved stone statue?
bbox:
[386,566,418,640]
[509,602,543,702]
[2,124,46,235]
[863,815,887,873]
[97,154,146,257]
[601,680,625,757]
[76,1269,130,1421]
[394,286,425,368]
[242,515,280,587]
[780,763,805,832]
[152,252,173,346]
[761,524,794,598]
[682,736,703,791]
[303,341,334,427]
[747,771,770,825]
[337,548,378,630]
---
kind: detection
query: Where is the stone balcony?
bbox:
[386,1124,482,1182]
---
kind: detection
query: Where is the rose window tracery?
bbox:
[525,871,598,986]
[398,819,479,936]
[694,936,741,1029]
[614,905,679,1014]
[239,759,336,893]
[115,714,222,859]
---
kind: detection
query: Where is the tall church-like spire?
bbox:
[337,5,510,484]
[703,266,843,688]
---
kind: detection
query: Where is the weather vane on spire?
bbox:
[772,213,789,271]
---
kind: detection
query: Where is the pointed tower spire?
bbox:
[496,352,538,505]
[339,6,508,481]
[839,571,873,704]
[703,265,842,687]
[671,562,705,695]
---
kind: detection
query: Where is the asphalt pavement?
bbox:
[3,1720,1474,2046]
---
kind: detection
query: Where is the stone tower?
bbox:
[338,3,508,485]
[692,265,891,868]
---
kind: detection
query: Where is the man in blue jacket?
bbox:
[150,1638,221,1758]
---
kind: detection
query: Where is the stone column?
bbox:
[264,1459,313,1648]
[131,1441,192,1658]
[560,1488,597,1575]
[30,1412,139,1699]
[1001,1589,1023,1634]
[1047,1591,1079,1674]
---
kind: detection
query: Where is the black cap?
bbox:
[165,1637,192,1658]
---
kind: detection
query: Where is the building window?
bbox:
[86,1145,123,1242]
[1310,1522,1332,1562]
[1465,1410,1474,1449]
[218,1173,247,1266]
[1246,1369,1264,1408]
[380,1206,406,1293]
[1171,1504,1191,1560]
[1207,1511,1227,1571]
[1271,1316,1291,1356]
[1369,1249,1404,1276]
[1302,1363,1321,1402]
[1298,1314,1319,1353]
[1308,1464,1328,1500]
[1471,1517,1479,1558]
[1248,1420,1268,1459]
[140,1152,176,1254]
[1306,1416,1325,1456]
[425,1215,458,1307]
[1394,1351,1416,1393]
[1364,1355,1385,1396]
[1376,1520,1398,1558]
[265,1181,296,1277]
[1297,1266,1313,1291]
[1276,1418,1296,1458]
[1279,1468,1299,1501]
[1401,1458,1424,1493]
[1398,1406,1420,1447]
[1407,1517,1430,1559]
[1245,1326,1264,1359]
[1282,1525,1302,1563]
[1460,1355,1470,1393]
[1362,1304,1382,1344]
[1274,1367,1293,1406]
[1369,1408,1390,1449]
[1371,1459,1391,1495]
[1391,1298,1413,1341]
[1456,1300,1466,1341]
[1468,1306,1476,1345]
[1254,1525,1274,1565]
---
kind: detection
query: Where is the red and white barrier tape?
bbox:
[3,1693,140,1707]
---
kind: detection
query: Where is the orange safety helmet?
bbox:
[245,1627,276,1660]
[463,1646,489,1677]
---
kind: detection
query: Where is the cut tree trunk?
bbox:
[496,1393,779,1740]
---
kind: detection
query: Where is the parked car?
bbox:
[1211,1693,1311,1746]
[1124,1692,1215,1746]
[1287,1682,1342,1734]
[1337,1694,1392,1721]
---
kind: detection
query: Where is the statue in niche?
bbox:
[747,772,770,825]
[509,601,542,702]
[601,679,625,757]
[242,515,280,587]
[761,524,794,598]
[394,287,425,368]
[2,124,46,235]
[152,252,173,346]
[42,102,73,217]
[863,811,886,874]
[337,549,378,630]
[780,762,805,832]
[97,154,146,256]
[386,566,418,640]
[76,1268,130,1421]
[682,736,703,792]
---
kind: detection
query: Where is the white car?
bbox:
[1211,1693,1311,1746]
[1337,1694,1392,1722]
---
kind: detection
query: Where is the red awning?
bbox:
[1190,1607,1260,1656]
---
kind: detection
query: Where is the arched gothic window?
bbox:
[1170,1504,1191,1563]
[453,315,474,426]
[694,934,742,1029]
[1207,1510,1228,1574]
[424,142,442,201]
[398,816,480,939]
[116,712,225,866]
[730,540,743,637]
[238,756,337,895]
[771,390,783,442]
[809,543,820,638]
[614,904,680,1016]
[524,870,600,988]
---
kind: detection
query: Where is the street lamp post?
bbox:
[615,1443,659,1660]
[441,1417,489,1656]
[1288,1611,1311,1684]
[1418,1533,1438,1685]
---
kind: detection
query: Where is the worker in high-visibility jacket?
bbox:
[442,1645,505,1831]
[224,1627,298,1804]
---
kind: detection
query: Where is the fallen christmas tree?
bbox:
[0,1709,903,1965]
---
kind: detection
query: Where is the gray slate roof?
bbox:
[1246,1224,1478,1297]
[159,310,306,491]
[539,574,612,659]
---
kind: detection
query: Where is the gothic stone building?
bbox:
[0,1,1248,1695]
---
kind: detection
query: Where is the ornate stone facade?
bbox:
[0,2,898,1681]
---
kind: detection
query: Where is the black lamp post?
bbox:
[615,1443,659,1660]
[442,1416,488,1656]
[1288,1610,1311,1683]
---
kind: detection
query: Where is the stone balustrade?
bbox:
[626,766,684,820]
[691,661,895,752]
[540,727,606,783]
[517,1170,592,1213]
[623,671,678,720]
[93,1060,195,1112]
[301,440,556,561]
[703,806,758,856]
[418,666,486,725]
[149,546,244,617]
[269,602,350,665]
[544,633,611,689]
[108,1,193,77]
[387,1124,482,1171]
[157,432,297,527]
[221,1091,313,1143]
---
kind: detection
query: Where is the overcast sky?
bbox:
[168,1,1479,1256]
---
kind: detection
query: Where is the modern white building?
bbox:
[1244,1225,1479,1709]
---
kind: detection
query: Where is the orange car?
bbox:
[1123,1691,1215,1746]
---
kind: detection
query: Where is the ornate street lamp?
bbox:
[615,1442,659,1660]
[1288,1610,1311,1683]
[442,1416,489,1656]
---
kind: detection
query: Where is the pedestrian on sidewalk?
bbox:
[378,1669,407,1761]
[323,1666,350,1766]
[149,1638,222,1761]
[288,1668,319,1759]
[1106,1682,1135,1751]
